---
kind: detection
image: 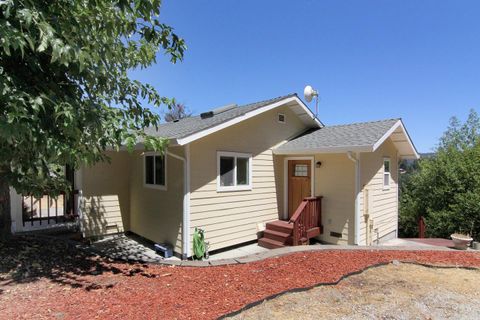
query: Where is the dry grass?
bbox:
[229,263,480,320]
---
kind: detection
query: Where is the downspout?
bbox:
[167,146,190,260]
[74,168,84,237]
[396,150,400,239]
[347,151,361,245]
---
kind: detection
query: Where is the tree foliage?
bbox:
[0,0,185,198]
[164,103,191,122]
[399,110,480,240]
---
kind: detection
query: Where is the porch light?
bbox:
[316,161,322,168]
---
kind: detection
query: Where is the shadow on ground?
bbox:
[0,235,155,291]
[88,233,165,263]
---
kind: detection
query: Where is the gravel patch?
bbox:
[228,263,480,320]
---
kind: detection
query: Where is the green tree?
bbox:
[399,110,480,240]
[0,0,186,236]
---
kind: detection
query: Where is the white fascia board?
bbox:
[273,145,373,155]
[372,120,420,159]
[292,96,324,128]
[176,96,322,146]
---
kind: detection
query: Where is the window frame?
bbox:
[277,113,286,124]
[216,151,253,192]
[144,152,167,190]
[383,157,391,190]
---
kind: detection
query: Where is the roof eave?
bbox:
[372,119,420,159]
[273,145,373,155]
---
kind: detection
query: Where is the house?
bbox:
[9,93,419,259]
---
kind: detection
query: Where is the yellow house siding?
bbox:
[129,147,185,254]
[189,105,308,252]
[314,153,355,245]
[80,151,131,237]
[359,139,399,245]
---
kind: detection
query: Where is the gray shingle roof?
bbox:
[276,118,400,152]
[145,93,298,140]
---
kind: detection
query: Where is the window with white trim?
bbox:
[217,151,252,191]
[383,158,390,190]
[144,153,166,190]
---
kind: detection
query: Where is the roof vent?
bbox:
[212,103,237,115]
[200,111,214,119]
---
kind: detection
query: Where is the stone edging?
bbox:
[153,244,463,267]
[23,234,476,268]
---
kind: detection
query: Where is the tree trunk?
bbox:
[0,175,11,239]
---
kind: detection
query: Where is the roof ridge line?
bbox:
[235,93,298,109]
[324,118,401,128]
[175,93,298,120]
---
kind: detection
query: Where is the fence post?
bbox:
[418,216,425,238]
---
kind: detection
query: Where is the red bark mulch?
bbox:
[1,247,480,319]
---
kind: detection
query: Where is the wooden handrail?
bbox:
[289,201,308,224]
[289,196,323,246]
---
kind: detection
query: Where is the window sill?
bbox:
[144,184,167,191]
[382,187,390,191]
[217,186,252,193]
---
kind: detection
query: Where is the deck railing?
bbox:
[289,196,323,245]
[22,190,79,226]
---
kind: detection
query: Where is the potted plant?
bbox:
[450,233,473,250]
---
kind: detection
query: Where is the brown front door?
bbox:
[288,160,312,218]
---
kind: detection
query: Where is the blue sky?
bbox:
[130,0,480,153]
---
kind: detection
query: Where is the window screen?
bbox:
[155,156,165,185]
[145,156,154,184]
[220,156,235,186]
[145,154,166,187]
[217,152,252,191]
[383,159,391,188]
[236,157,249,185]
[384,159,390,173]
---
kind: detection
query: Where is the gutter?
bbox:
[167,146,190,260]
[347,151,361,245]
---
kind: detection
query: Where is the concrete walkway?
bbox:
[381,238,456,248]
[381,238,435,247]
[208,243,269,260]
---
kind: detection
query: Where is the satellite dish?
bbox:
[304,85,318,103]
[303,85,320,117]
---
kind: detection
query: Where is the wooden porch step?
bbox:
[263,229,291,243]
[258,237,285,249]
[265,220,293,234]
[307,227,321,239]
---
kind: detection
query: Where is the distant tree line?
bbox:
[164,103,191,122]
[399,110,480,241]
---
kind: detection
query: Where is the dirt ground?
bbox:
[228,263,480,320]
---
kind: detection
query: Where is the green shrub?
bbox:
[399,110,480,241]
[193,227,206,260]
